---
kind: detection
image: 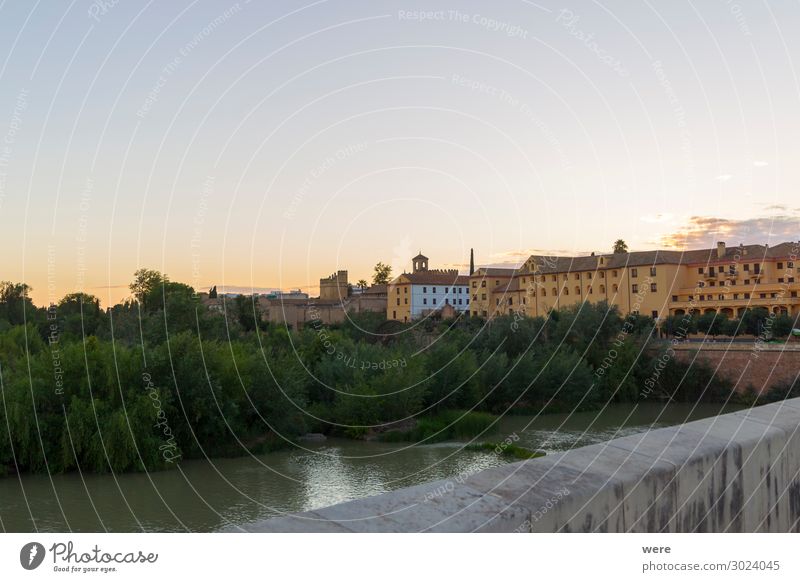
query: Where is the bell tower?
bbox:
[412,252,429,273]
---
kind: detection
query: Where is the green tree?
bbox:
[372,262,392,285]
[613,239,628,254]
[357,279,368,290]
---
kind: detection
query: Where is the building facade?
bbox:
[387,253,470,321]
[469,241,800,321]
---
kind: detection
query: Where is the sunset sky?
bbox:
[1,0,798,306]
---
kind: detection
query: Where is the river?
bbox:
[0,402,742,532]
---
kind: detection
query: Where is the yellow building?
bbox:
[470,241,800,321]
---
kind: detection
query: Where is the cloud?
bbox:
[640,213,676,224]
[753,160,769,167]
[659,214,800,249]
[714,174,733,182]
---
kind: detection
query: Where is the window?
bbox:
[632,284,638,293]
[672,295,678,302]
[481,293,487,300]
[729,265,736,275]
[652,310,658,319]
[444,298,449,305]
[458,287,462,293]
[650,267,657,276]
[472,294,477,301]
[744,293,750,299]
[699,281,705,288]
[792,291,798,298]
[613,270,618,278]
[465,297,469,303]
[698,268,704,274]
[552,275,557,282]
[509,297,513,305]
[574,286,580,295]
[744,279,750,285]
[482,310,488,317]
[613,284,618,292]
[709,266,715,275]
[718,294,724,301]
[759,293,766,299]
[754,264,761,274]
[423,298,427,305]
[404,298,408,305]
[522,297,526,304]
[552,288,557,296]
[458,298,462,305]
[445,287,449,294]
[472,281,477,288]
[779,278,785,283]
[396,298,400,306]
[404,287,407,293]
[575,273,580,280]
[481,281,486,288]
[600,272,605,278]
[778,262,784,270]
[433,298,437,305]
[650,283,657,292]
[688,295,693,301]
[709,281,715,287]
[733,294,739,300]
[564,288,569,295]
[494,280,499,286]
[631,268,638,278]
[744,264,750,272]
[600,285,606,293]
[432,287,436,293]
[588,286,593,294]
[788,261,794,268]
[423,287,427,293]
[392,311,396,319]
[496,298,500,306]
[789,278,795,283]
[522,278,526,284]
[542,289,547,297]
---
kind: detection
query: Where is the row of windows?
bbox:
[396,286,467,294]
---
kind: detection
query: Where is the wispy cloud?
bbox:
[714,174,733,182]
[659,213,800,248]
[753,160,769,167]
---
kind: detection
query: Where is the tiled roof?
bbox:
[391,271,469,285]
[471,267,519,277]
[524,241,799,273]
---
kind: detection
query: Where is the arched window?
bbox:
[587,286,593,294]
[574,286,580,295]
[600,285,605,293]
[552,287,557,296]
[564,287,569,295]
[613,284,618,292]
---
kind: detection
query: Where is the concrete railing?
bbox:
[235,398,800,532]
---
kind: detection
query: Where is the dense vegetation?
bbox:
[0,273,796,476]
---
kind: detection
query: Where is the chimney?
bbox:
[716,241,726,258]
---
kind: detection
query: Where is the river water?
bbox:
[0,402,742,532]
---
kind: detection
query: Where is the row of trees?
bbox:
[0,273,755,476]
[662,308,798,339]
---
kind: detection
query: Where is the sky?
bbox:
[0,0,798,306]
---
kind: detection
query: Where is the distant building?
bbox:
[471,241,800,321]
[387,252,470,321]
[319,270,349,301]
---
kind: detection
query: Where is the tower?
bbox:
[412,252,428,273]
[470,248,475,276]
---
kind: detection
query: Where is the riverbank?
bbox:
[0,402,743,532]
